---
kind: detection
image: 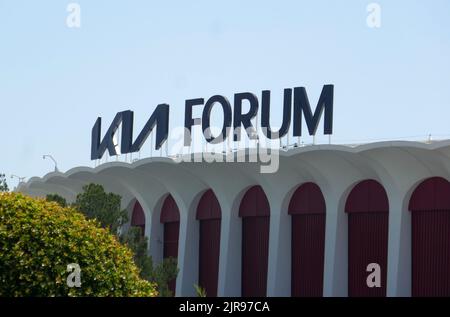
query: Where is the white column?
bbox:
[322,191,348,297]
[176,203,199,297]
[266,201,291,296]
[386,193,411,296]
[140,200,161,265]
[217,201,242,296]
[149,199,164,265]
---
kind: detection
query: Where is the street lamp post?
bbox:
[11,174,26,184]
[43,155,59,172]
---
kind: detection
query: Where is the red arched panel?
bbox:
[345,180,389,297]
[239,185,270,297]
[160,194,180,296]
[131,201,145,235]
[160,194,180,223]
[288,183,326,297]
[346,180,389,213]
[197,189,221,297]
[197,189,221,220]
[409,177,450,296]
[239,185,270,218]
[289,182,326,215]
[409,177,450,212]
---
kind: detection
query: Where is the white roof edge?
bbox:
[17,139,450,191]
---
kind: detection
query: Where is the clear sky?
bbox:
[1,0,450,189]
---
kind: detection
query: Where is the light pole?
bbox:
[43,154,59,172]
[11,174,26,184]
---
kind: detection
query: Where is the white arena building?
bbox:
[17,140,450,297]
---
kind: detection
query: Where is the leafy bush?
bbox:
[151,257,179,297]
[194,284,207,297]
[0,192,157,297]
[74,184,179,296]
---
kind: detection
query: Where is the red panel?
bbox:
[409,177,450,212]
[409,179,434,211]
[288,182,326,297]
[239,186,270,218]
[164,221,180,296]
[289,185,309,213]
[161,195,180,223]
[131,201,145,225]
[161,195,180,296]
[289,182,326,215]
[239,187,255,216]
[240,185,270,297]
[256,187,270,217]
[346,180,388,213]
[412,210,450,296]
[163,222,179,258]
[199,219,221,297]
[346,181,369,213]
[241,216,270,297]
[436,180,450,210]
[291,214,326,297]
[348,213,388,297]
[131,201,146,235]
[197,190,222,297]
[346,180,389,297]
[368,181,389,212]
[410,177,450,296]
[197,189,221,220]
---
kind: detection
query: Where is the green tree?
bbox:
[73,184,128,234]
[151,257,179,297]
[0,174,8,192]
[74,183,178,296]
[0,193,157,296]
[46,193,67,207]
[119,227,179,297]
[119,227,153,280]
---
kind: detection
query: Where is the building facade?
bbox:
[18,141,450,297]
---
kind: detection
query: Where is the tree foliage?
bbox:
[119,227,178,297]
[119,227,153,280]
[0,192,157,296]
[0,174,8,192]
[46,193,67,207]
[152,257,179,297]
[73,184,179,296]
[73,184,128,234]
[194,284,207,297]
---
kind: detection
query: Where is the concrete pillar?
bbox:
[323,191,348,297]
[266,200,291,296]
[386,192,411,296]
[176,201,200,297]
[217,201,242,296]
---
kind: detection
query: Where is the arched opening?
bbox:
[131,200,145,236]
[196,189,221,297]
[345,179,389,297]
[409,177,450,296]
[160,194,180,296]
[288,182,326,297]
[239,185,270,297]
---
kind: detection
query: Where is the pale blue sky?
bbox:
[1,0,450,189]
